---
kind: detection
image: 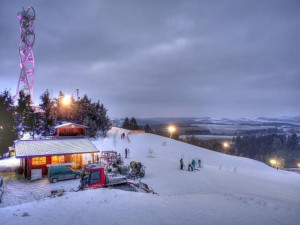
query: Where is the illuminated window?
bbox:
[51,155,65,164]
[32,157,46,166]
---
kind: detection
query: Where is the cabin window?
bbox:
[51,155,65,164]
[32,157,46,166]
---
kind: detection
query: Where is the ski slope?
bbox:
[1,127,300,225]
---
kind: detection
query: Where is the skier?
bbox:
[198,159,201,168]
[125,148,128,158]
[127,149,131,158]
[191,159,196,171]
[188,162,193,171]
[180,158,184,170]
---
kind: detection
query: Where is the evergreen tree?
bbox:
[95,101,111,137]
[15,91,36,137]
[144,124,152,133]
[75,94,92,123]
[129,117,139,130]
[286,133,299,151]
[122,117,130,129]
[76,96,111,138]
[40,90,55,136]
[83,116,97,137]
[0,91,18,156]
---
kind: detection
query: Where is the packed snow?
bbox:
[1,127,300,225]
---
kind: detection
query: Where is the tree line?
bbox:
[121,118,180,139]
[181,133,300,168]
[0,90,111,156]
[122,117,139,130]
[234,134,300,167]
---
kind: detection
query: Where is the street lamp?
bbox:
[62,95,71,106]
[297,162,300,168]
[223,142,229,148]
[270,159,277,168]
[168,125,176,138]
[223,142,229,153]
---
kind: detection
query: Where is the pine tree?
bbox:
[15,91,36,137]
[129,117,139,130]
[40,90,55,136]
[286,133,299,151]
[76,96,111,138]
[83,116,97,137]
[122,117,130,129]
[0,91,18,156]
[76,94,92,123]
[144,124,152,133]
[95,101,111,137]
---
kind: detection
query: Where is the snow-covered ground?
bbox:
[1,127,300,225]
[0,157,20,169]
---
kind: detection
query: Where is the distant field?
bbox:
[179,135,234,140]
[191,124,275,131]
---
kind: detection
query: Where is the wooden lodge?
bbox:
[15,122,99,180]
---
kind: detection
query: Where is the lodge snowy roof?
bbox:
[15,138,99,158]
[55,122,88,129]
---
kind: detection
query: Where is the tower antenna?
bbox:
[76,89,80,100]
[15,6,36,102]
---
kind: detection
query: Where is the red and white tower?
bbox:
[15,6,36,101]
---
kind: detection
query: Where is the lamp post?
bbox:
[168,125,176,139]
[62,95,71,106]
[60,95,72,121]
[223,142,229,153]
[270,159,277,168]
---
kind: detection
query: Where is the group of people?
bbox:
[180,158,201,171]
[125,148,130,158]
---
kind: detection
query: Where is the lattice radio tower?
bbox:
[15,6,36,101]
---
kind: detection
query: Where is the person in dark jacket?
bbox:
[198,159,201,168]
[180,158,184,170]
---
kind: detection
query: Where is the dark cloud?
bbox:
[0,0,300,118]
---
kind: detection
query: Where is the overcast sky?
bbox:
[0,0,299,118]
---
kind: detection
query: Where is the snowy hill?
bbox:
[1,127,300,225]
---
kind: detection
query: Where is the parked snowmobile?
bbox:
[115,161,145,179]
